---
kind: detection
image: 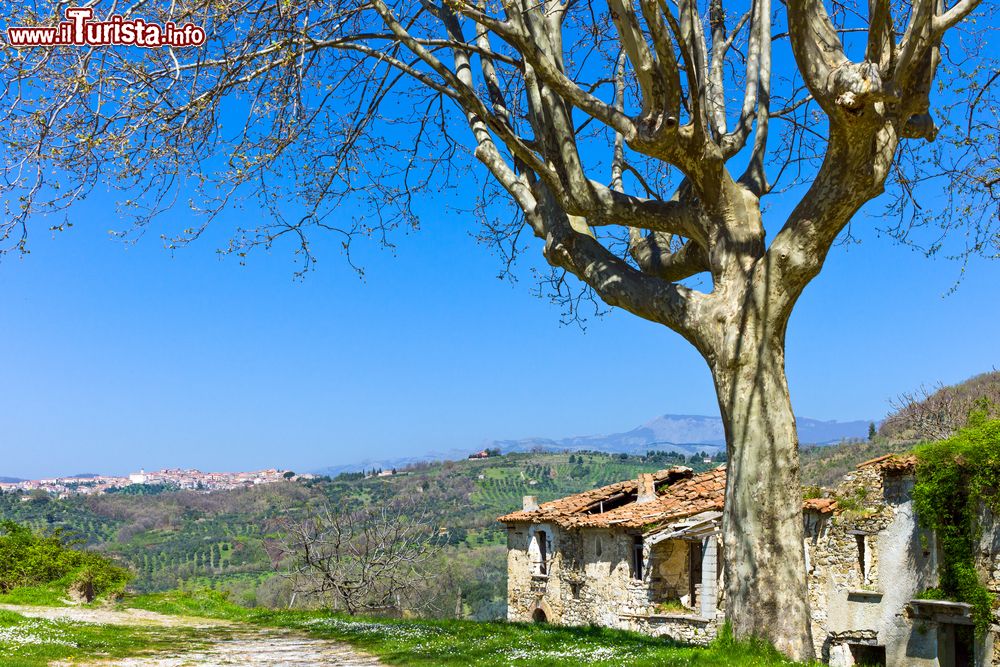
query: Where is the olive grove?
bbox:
[1,0,996,658]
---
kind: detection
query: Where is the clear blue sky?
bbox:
[1,179,997,479]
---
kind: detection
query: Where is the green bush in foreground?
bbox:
[912,416,1000,632]
[0,521,131,601]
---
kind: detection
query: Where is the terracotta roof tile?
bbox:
[499,465,842,530]
[498,466,726,531]
[856,453,916,474]
[576,466,728,529]
[803,497,837,513]
[496,466,692,526]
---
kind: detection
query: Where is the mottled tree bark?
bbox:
[712,315,812,658]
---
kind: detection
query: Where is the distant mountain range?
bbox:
[314,413,871,476]
[488,413,871,455]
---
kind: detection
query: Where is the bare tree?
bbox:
[882,371,1000,441]
[277,504,441,616]
[886,383,964,441]
[1,0,995,657]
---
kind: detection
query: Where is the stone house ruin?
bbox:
[807,454,999,667]
[499,466,729,644]
[499,457,1000,666]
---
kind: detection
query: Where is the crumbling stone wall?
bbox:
[622,613,719,645]
[978,505,1000,604]
[506,461,1000,664]
[807,466,940,666]
[649,540,691,605]
[976,505,1000,665]
[506,521,723,647]
[506,523,557,622]
[506,524,652,626]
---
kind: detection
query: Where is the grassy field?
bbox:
[0,607,208,667]
[0,577,818,666]
[0,583,73,607]
[124,590,814,666]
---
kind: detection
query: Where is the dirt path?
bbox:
[1,604,383,666]
[0,604,232,628]
[63,633,384,666]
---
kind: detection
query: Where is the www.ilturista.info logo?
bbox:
[6,7,205,48]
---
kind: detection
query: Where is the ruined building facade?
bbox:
[499,457,1000,666]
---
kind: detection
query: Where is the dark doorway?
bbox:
[689,541,703,606]
[954,625,974,667]
[938,622,975,667]
[532,608,547,623]
[848,643,886,666]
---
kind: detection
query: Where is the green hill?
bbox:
[800,371,1000,488]
[0,449,720,617]
[879,370,1000,441]
[798,439,901,487]
[0,434,941,617]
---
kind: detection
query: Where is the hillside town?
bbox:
[0,467,311,497]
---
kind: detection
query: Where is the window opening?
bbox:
[537,530,548,575]
[631,536,644,580]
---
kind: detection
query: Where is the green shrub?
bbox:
[833,486,869,513]
[72,555,132,598]
[0,521,131,600]
[912,418,1000,632]
[802,486,823,500]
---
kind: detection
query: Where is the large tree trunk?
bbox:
[711,324,814,661]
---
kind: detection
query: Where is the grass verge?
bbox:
[0,582,74,607]
[128,590,815,666]
[0,607,210,667]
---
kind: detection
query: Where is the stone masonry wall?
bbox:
[508,462,1000,664]
[506,522,556,622]
[506,520,725,650]
[807,466,941,666]
[507,524,651,626]
[506,522,718,644]
[622,614,720,646]
[976,505,1000,666]
[649,539,691,605]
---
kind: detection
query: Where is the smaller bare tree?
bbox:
[277,503,441,616]
[883,371,1000,442]
[886,383,964,441]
